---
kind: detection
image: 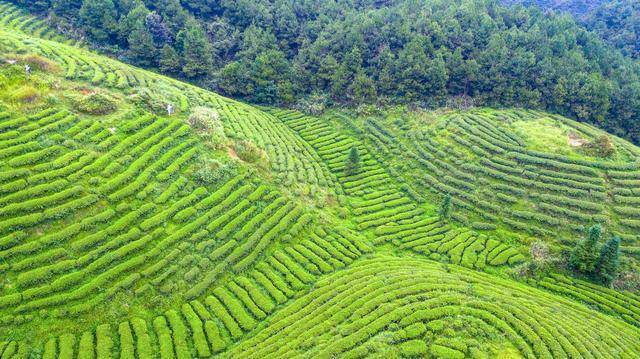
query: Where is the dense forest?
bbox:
[501,0,607,16]
[582,1,639,60]
[9,0,640,144]
[505,0,639,59]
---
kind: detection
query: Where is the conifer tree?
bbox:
[127,26,157,66]
[159,45,181,73]
[569,224,602,274]
[179,18,213,78]
[439,194,452,220]
[596,236,621,286]
[344,145,360,176]
[79,0,117,41]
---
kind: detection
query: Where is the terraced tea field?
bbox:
[228,255,640,358]
[317,109,640,256]
[0,1,639,357]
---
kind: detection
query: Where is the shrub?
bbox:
[72,92,117,115]
[11,85,40,103]
[16,54,60,72]
[234,140,262,163]
[613,269,640,292]
[293,92,328,115]
[439,194,452,220]
[193,159,237,185]
[583,135,615,158]
[187,106,227,147]
[132,87,171,114]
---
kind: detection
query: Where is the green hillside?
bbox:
[0,1,639,357]
[301,108,640,252]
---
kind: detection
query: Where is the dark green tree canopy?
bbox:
[178,18,214,78]
[13,0,640,144]
[439,194,452,220]
[344,146,361,176]
[596,236,621,286]
[79,0,117,41]
[569,224,602,274]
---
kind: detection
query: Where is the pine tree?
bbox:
[317,55,338,90]
[117,4,149,44]
[145,12,172,46]
[331,47,363,101]
[596,236,621,286]
[569,224,602,274]
[179,18,213,78]
[79,0,117,41]
[349,72,377,103]
[439,194,452,220]
[127,26,157,67]
[159,45,181,73]
[344,146,360,176]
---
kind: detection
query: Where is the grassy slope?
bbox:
[0,1,639,357]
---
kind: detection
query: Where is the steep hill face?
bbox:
[0,2,639,358]
[504,0,640,59]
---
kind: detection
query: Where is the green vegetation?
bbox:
[326,107,640,270]
[597,236,622,286]
[0,3,638,358]
[439,194,452,221]
[344,146,360,176]
[71,92,118,115]
[570,225,603,274]
[6,0,640,145]
[226,255,640,358]
[506,0,639,59]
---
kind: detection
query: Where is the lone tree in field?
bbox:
[344,146,360,176]
[569,224,602,274]
[596,236,621,286]
[439,194,452,220]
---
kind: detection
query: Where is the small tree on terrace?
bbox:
[596,236,621,286]
[569,224,602,274]
[439,194,452,221]
[344,145,360,176]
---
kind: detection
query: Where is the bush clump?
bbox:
[11,85,40,103]
[4,53,60,73]
[187,107,227,148]
[583,135,615,158]
[131,87,172,115]
[73,92,118,115]
[234,140,263,163]
[193,159,237,185]
[24,54,61,72]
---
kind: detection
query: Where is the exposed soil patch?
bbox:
[228,146,239,160]
[77,88,94,95]
[568,131,588,148]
